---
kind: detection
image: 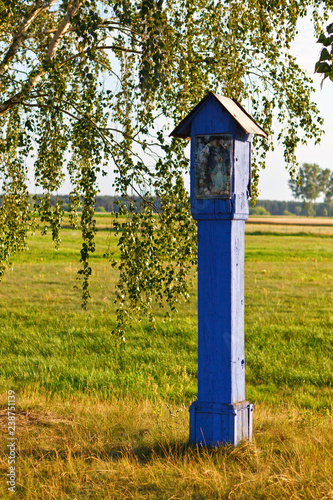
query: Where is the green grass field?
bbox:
[0,217,332,499]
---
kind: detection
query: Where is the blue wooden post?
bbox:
[171,93,267,446]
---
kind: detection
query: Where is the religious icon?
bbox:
[194,134,233,199]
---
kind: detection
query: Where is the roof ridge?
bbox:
[170,92,268,139]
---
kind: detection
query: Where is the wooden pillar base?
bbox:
[189,400,253,446]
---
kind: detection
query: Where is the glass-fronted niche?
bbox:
[194,134,233,199]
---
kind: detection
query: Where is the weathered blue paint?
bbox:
[197,220,245,404]
[190,95,251,221]
[189,218,253,446]
[175,93,257,446]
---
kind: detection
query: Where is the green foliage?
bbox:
[283,209,294,216]
[325,171,333,203]
[315,22,333,84]
[0,0,331,336]
[249,206,271,216]
[304,202,316,217]
[111,157,197,341]
[288,163,332,215]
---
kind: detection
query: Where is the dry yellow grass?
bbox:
[248,216,333,226]
[1,392,333,499]
[246,217,333,236]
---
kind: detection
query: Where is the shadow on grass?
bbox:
[111,439,193,463]
[16,434,236,466]
[100,431,240,465]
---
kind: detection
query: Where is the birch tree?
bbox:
[0,0,331,338]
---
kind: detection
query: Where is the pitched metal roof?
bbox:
[170,92,268,139]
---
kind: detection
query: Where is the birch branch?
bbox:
[0,0,58,78]
[46,0,85,60]
[0,0,86,116]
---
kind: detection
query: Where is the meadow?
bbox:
[0,215,332,499]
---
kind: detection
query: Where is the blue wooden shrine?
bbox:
[171,92,267,446]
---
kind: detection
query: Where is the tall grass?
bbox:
[1,393,332,499]
[0,222,332,498]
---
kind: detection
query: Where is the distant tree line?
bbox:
[250,200,332,217]
[55,195,332,217]
[28,195,162,214]
[1,193,330,217]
